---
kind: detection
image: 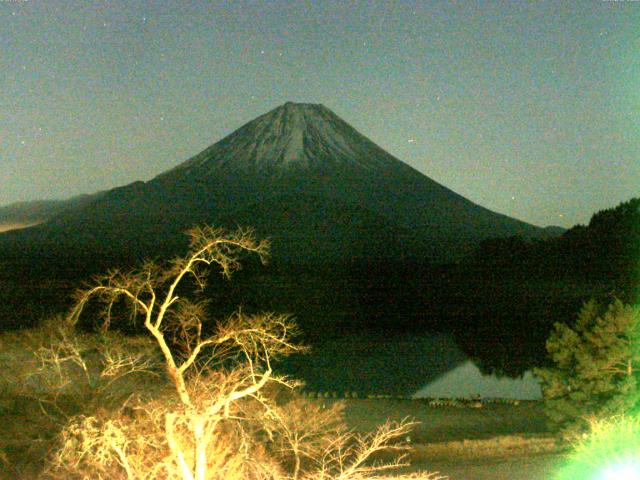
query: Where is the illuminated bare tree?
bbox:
[41,225,443,480]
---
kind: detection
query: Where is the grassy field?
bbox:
[0,394,564,479]
[341,398,566,480]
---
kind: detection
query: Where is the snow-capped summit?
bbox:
[160,102,396,178]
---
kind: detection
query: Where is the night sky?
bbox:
[2,0,638,228]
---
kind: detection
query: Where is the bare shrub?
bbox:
[35,226,442,480]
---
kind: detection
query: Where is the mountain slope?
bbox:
[155,102,545,240]
[0,102,555,268]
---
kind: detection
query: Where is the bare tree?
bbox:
[39,225,443,480]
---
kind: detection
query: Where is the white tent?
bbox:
[412,359,542,400]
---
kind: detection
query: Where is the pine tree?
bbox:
[535,299,640,434]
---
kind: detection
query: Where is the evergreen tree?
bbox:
[535,299,640,434]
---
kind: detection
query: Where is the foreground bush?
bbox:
[22,226,442,480]
[535,299,640,435]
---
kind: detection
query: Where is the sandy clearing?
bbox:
[0,222,41,233]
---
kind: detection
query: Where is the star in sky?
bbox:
[1,0,637,229]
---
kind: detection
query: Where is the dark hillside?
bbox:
[465,197,639,297]
[449,197,639,374]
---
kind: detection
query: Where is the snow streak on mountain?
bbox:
[160,102,408,177]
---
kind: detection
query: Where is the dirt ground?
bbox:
[339,398,552,443]
[336,398,567,479]
[411,452,566,480]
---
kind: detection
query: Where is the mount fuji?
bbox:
[1,102,553,268]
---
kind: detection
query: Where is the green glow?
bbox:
[601,461,640,480]
[554,416,640,480]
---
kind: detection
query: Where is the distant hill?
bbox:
[0,102,557,271]
[0,193,105,227]
[560,197,640,293]
[0,200,61,224]
[542,225,566,236]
